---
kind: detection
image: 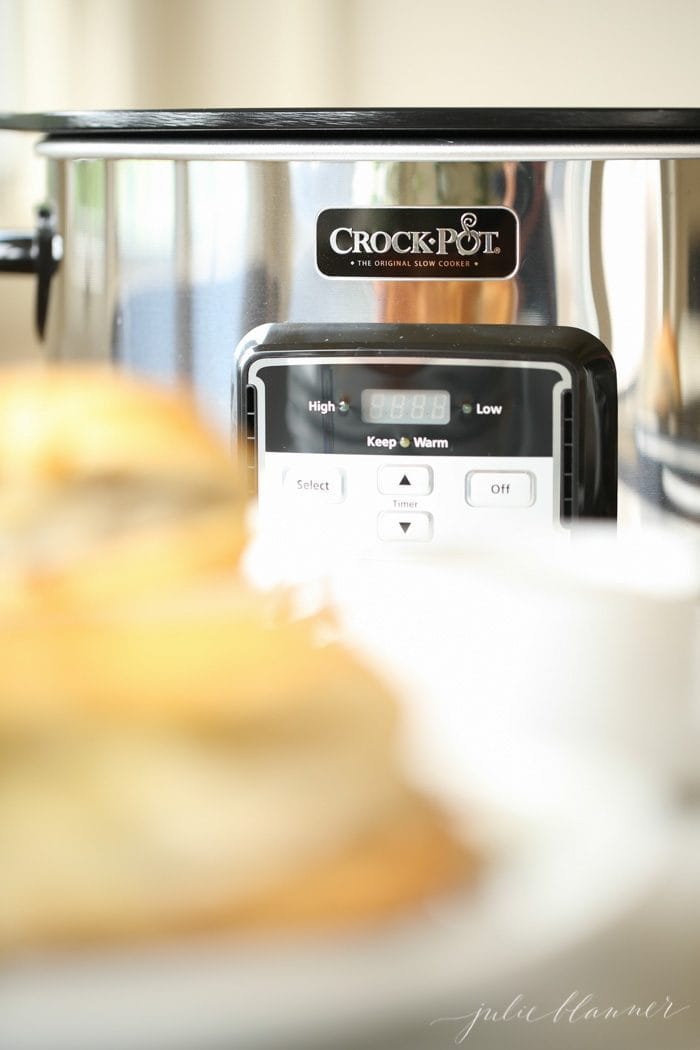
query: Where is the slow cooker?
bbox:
[1,107,699,536]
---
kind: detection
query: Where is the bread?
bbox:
[0,366,247,611]
[0,366,473,951]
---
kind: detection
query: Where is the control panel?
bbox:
[234,324,617,561]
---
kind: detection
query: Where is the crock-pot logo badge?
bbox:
[330,212,495,257]
[317,206,518,280]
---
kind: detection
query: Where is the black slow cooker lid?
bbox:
[1,108,700,139]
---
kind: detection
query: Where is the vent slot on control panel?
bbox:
[244,385,258,497]
[561,388,574,520]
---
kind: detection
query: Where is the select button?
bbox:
[283,467,345,503]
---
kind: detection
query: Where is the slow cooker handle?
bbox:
[0,205,62,338]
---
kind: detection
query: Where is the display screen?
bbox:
[361,388,450,425]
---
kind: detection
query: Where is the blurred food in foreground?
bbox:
[0,366,248,610]
[0,366,472,952]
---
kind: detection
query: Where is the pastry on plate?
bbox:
[0,365,247,611]
[0,366,473,951]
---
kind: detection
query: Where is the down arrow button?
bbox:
[377,512,433,542]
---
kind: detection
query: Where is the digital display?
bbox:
[361,389,450,425]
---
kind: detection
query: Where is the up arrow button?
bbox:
[378,465,433,495]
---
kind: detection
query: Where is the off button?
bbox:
[466,471,535,507]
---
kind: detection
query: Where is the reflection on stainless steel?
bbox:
[630,160,700,516]
[240,163,292,339]
[38,142,700,519]
[363,160,524,325]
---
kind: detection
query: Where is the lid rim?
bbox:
[3,107,700,138]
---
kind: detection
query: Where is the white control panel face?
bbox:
[244,355,571,563]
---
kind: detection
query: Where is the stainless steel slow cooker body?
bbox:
[3,109,700,520]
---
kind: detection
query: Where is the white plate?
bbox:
[0,742,669,1050]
